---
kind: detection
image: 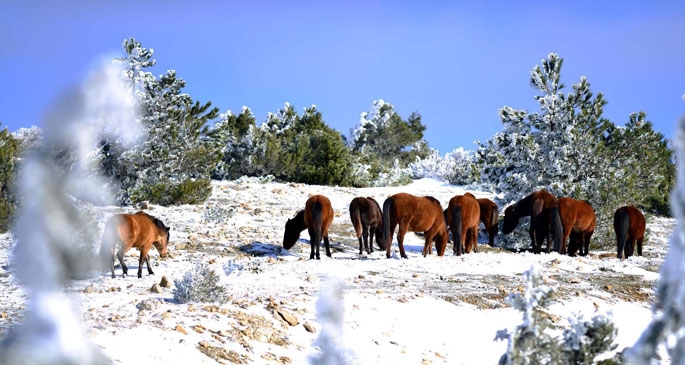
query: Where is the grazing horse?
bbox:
[349,197,384,255]
[283,195,334,260]
[502,190,562,253]
[614,205,646,259]
[477,198,499,247]
[382,193,448,258]
[99,211,170,279]
[556,198,596,256]
[444,193,481,255]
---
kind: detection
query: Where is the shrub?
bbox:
[130,178,213,206]
[173,264,230,304]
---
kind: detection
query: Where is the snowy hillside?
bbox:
[0,177,675,364]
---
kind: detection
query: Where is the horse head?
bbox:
[153,224,170,258]
[283,212,304,250]
[501,204,519,234]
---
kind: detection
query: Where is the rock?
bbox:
[159,276,170,288]
[83,284,97,294]
[137,299,162,311]
[277,309,299,326]
[303,322,316,333]
[150,283,163,293]
[176,324,188,335]
[568,277,582,284]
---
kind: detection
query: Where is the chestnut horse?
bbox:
[502,190,562,253]
[556,198,596,256]
[444,193,481,255]
[349,196,384,255]
[382,193,449,258]
[99,211,170,279]
[283,195,334,260]
[477,198,499,247]
[614,205,646,259]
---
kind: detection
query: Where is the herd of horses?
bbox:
[282,190,646,263]
[96,190,646,279]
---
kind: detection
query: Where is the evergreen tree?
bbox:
[0,126,21,232]
[208,107,259,180]
[477,53,674,247]
[111,38,221,205]
[350,99,429,167]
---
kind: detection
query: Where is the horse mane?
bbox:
[137,211,169,233]
[424,196,440,205]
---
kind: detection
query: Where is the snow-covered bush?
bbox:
[497,265,619,365]
[409,147,478,185]
[173,264,230,305]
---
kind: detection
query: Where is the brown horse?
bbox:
[614,205,646,259]
[283,195,334,260]
[502,190,562,253]
[444,193,481,255]
[349,196,384,255]
[382,193,448,258]
[99,211,170,279]
[477,198,499,247]
[556,198,596,256]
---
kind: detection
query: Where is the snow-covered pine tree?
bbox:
[627,116,685,363]
[409,147,478,185]
[112,38,221,205]
[477,53,607,204]
[477,53,673,247]
[208,107,261,180]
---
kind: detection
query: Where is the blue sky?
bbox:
[2,1,684,154]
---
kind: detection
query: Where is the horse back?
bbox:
[305,195,334,232]
[389,193,444,231]
[447,194,480,226]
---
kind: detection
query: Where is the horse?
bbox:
[614,205,646,259]
[502,190,562,254]
[283,195,334,260]
[444,193,481,255]
[382,193,449,258]
[556,197,596,256]
[477,198,499,247]
[349,196,384,255]
[99,211,170,279]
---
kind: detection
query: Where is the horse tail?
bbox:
[311,201,324,249]
[551,204,563,254]
[452,205,463,255]
[615,208,629,259]
[383,197,395,254]
[350,201,362,238]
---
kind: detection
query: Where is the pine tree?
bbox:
[0,126,21,232]
[350,99,429,168]
[111,38,221,205]
[477,53,674,247]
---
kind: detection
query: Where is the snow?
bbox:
[0,177,675,364]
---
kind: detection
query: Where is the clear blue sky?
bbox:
[2,1,684,154]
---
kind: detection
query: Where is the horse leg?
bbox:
[323,235,332,258]
[116,248,128,277]
[528,224,539,254]
[358,236,364,255]
[582,232,593,256]
[362,224,371,255]
[637,237,643,256]
[423,231,435,257]
[141,246,154,276]
[397,225,409,259]
[470,228,478,253]
[109,250,116,279]
[368,224,375,253]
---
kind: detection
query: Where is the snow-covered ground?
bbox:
[0,178,675,364]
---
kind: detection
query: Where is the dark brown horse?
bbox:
[502,190,562,253]
[477,198,499,247]
[349,196,384,255]
[614,205,646,259]
[444,193,481,255]
[382,193,448,258]
[283,195,334,260]
[556,198,596,256]
[99,211,170,278]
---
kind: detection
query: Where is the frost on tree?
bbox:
[477,53,607,205]
[628,116,685,363]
